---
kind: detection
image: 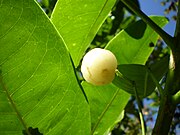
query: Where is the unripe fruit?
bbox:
[81,48,117,85]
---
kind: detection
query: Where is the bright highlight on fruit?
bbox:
[81,48,118,85]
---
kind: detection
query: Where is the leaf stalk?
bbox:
[133,82,146,135]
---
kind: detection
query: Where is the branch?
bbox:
[120,1,180,134]
[120,0,175,49]
[153,2,180,134]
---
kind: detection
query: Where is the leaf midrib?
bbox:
[91,87,120,134]
[0,75,30,135]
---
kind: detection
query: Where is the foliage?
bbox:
[0,0,179,135]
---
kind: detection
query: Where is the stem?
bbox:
[172,1,180,93]
[153,55,176,135]
[133,82,146,135]
[121,0,174,48]
[147,68,164,97]
[0,75,31,135]
[153,51,179,134]
[152,96,176,135]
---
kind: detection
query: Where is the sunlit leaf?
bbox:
[106,16,168,65]
[82,82,130,135]
[0,0,90,134]
[51,0,116,66]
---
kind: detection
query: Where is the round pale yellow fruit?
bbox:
[81,48,117,85]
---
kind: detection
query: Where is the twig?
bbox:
[133,82,146,135]
[120,0,175,49]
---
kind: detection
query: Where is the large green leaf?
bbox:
[51,0,116,66]
[0,0,90,134]
[106,16,168,65]
[82,82,130,135]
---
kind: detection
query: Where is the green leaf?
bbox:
[113,56,169,98]
[0,1,90,134]
[150,56,169,80]
[115,64,155,98]
[51,0,116,66]
[106,16,168,65]
[82,82,130,135]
